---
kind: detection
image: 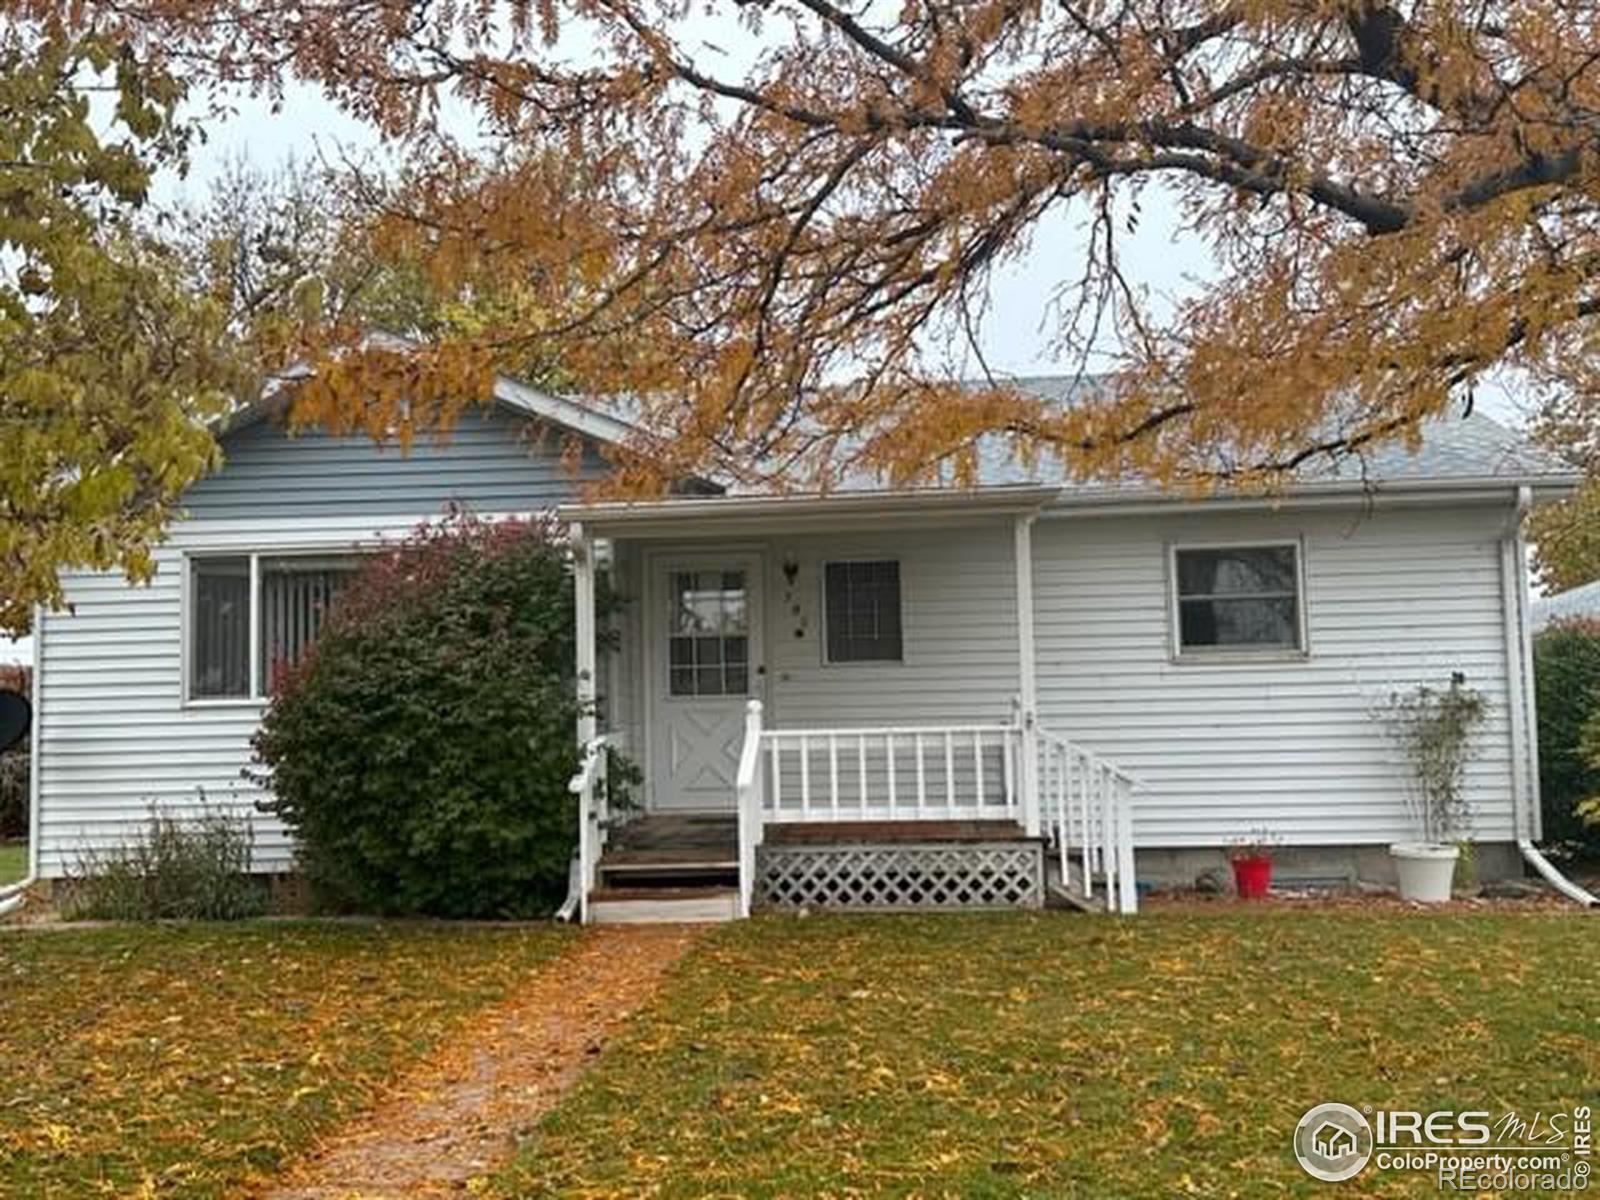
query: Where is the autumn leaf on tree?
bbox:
[20,0,1600,497]
[0,21,235,633]
[8,1,1600,626]
[1529,388,1600,589]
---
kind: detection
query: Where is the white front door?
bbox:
[649,555,764,811]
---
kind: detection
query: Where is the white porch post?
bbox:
[572,521,598,748]
[1014,513,1041,836]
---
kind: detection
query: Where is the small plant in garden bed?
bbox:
[1379,672,1487,903]
[64,799,266,920]
[1227,828,1279,899]
[0,661,30,842]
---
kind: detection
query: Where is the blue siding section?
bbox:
[184,405,608,519]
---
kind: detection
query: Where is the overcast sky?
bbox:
[164,87,1229,381]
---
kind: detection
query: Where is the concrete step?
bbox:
[587,886,741,925]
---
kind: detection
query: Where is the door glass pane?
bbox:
[667,568,749,696]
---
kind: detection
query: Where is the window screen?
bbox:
[189,553,361,699]
[259,557,360,690]
[190,557,252,697]
[1173,545,1301,652]
[825,560,902,663]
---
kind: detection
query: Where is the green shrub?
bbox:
[1379,673,1487,843]
[252,511,621,918]
[1534,617,1600,851]
[0,751,26,841]
[1,663,30,840]
[65,804,266,920]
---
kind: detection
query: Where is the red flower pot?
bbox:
[1231,855,1273,899]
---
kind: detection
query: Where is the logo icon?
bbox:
[1295,1103,1374,1182]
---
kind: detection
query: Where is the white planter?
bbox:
[1390,842,1459,903]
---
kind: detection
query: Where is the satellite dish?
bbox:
[0,691,29,755]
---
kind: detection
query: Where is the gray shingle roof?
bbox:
[844,377,1578,493]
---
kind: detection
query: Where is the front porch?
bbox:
[577,811,1052,922]
[561,488,1140,923]
[571,703,1137,922]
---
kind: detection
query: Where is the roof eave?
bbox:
[564,472,1584,537]
[560,484,1059,537]
[1039,473,1585,514]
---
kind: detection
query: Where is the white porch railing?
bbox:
[1038,728,1139,914]
[568,733,611,924]
[760,721,1023,823]
[732,699,1140,915]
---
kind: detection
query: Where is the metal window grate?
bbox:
[824,560,902,662]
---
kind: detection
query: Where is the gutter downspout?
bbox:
[1505,485,1598,907]
[0,605,42,918]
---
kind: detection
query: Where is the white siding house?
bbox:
[30,393,625,879]
[22,384,1580,910]
[1032,503,1520,848]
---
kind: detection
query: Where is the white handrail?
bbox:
[1037,727,1139,914]
[762,722,1019,738]
[568,733,611,925]
[735,700,766,918]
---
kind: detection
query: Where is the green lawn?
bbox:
[498,909,1600,1199]
[0,842,23,885]
[0,921,568,1197]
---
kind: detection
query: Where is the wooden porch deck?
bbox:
[603,814,737,864]
[602,815,1038,859]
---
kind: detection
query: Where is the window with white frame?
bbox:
[1171,543,1303,655]
[188,553,363,699]
[824,560,903,663]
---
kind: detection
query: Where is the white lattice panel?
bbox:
[757,842,1044,911]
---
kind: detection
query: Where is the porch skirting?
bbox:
[756,840,1045,911]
